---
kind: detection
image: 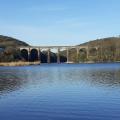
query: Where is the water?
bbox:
[0,63,120,120]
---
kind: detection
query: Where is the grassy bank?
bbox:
[0,61,40,66]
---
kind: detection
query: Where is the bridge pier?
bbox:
[47,49,50,63]
[38,48,41,63]
[86,47,89,60]
[57,48,60,63]
[27,48,30,61]
[67,48,69,63]
[76,47,79,63]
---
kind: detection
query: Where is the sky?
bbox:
[0,0,120,46]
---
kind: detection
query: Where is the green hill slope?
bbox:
[0,35,29,48]
[0,35,120,63]
[61,37,120,62]
[0,35,29,62]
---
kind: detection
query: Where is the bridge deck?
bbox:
[18,45,88,49]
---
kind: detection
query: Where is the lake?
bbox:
[0,63,120,120]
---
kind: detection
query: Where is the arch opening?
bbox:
[50,49,57,63]
[79,48,87,62]
[21,49,28,61]
[89,48,97,56]
[30,49,38,62]
[40,49,47,63]
[59,48,67,63]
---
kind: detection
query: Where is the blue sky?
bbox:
[0,0,120,45]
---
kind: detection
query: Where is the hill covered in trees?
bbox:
[0,35,120,63]
[61,37,120,62]
[0,35,29,48]
[0,35,66,62]
[0,35,29,62]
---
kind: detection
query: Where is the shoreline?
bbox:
[0,61,120,66]
[0,61,40,66]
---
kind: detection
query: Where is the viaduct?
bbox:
[19,46,98,63]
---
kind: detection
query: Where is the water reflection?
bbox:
[0,69,27,95]
[0,63,120,95]
[0,63,120,120]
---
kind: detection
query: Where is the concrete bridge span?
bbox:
[19,46,98,63]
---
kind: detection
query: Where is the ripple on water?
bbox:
[0,63,120,120]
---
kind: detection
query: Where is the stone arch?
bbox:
[89,47,98,56]
[59,48,67,63]
[60,56,67,62]
[40,51,47,63]
[21,49,29,61]
[50,52,57,63]
[50,48,58,63]
[79,48,87,62]
[30,49,38,61]
[79,48,87,54]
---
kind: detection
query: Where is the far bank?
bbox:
[0,61,40,66]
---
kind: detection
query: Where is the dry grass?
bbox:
[0,61,40,66]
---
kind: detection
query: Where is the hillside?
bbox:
[61,37,120,62]
[0,35,29,62]
[0,35,66,62]
[79,37,120,47]
[0,35,29,48]
[0,35,120,63]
